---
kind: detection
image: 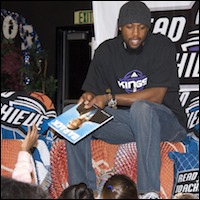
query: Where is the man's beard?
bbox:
[122,32,150,54]
[125,42,144,54]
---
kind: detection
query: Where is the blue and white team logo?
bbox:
[118,70,147,93]
[185,96,199,136]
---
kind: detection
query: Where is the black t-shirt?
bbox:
[82,33,187,129]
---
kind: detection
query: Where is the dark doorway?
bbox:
[56,25,94,114]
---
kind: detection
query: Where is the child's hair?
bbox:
[101,174,139,199]
[173,192,198,199]
[58,182,94,199]
[1,176,50,199]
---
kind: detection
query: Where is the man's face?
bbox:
[119,23,149,49]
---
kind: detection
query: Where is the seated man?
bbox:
[63,1,188,199]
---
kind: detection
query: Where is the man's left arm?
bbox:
[115,87,167,106]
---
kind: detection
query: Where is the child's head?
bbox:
[101,174,139,199]
[58,182,94,199]
[1,176,50,199]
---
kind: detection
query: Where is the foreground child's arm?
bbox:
[12,124,39,183]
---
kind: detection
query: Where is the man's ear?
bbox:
[119,27,122,31]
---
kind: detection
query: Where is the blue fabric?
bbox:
[182,134,199,153]
[1,91,57,187]
[168,151,199,198]
[1,91,56,143]
[168,133,199,197]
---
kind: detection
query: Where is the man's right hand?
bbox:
[78,92,95,105]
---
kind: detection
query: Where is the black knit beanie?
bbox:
[118,1,151,28]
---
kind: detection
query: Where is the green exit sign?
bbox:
[74,10,93,24]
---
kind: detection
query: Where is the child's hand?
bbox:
[21,124,39,152]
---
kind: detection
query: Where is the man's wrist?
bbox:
[105,88,117,109]
[105,93,112,104]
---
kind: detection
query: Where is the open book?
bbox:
[48,102,114,144]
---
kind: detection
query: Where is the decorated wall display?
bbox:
[1,8,41,54]
[92,1,199,137]
[1,9,57,99]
